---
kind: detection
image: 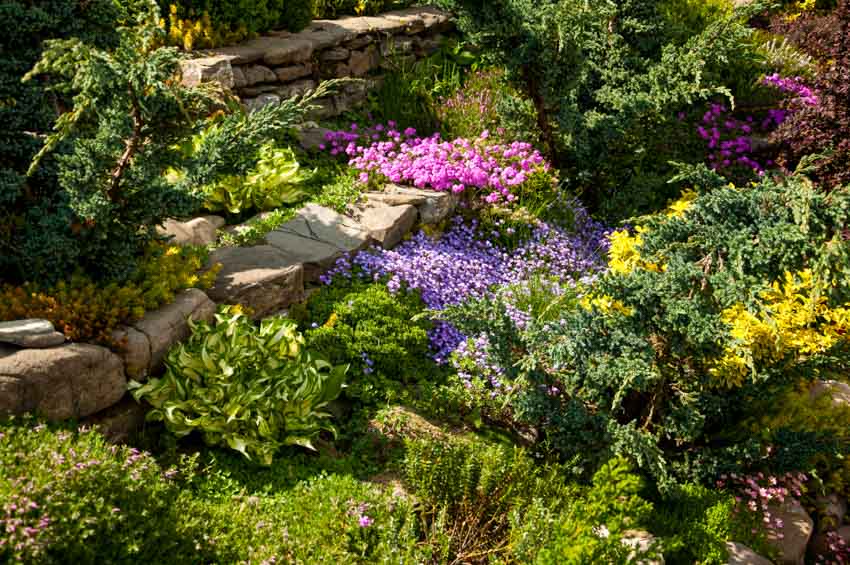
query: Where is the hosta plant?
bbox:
[201,144,312,214]
[130,306,347,464]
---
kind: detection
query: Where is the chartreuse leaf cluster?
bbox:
[130,306,348,464]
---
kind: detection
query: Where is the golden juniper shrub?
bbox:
[607,189,698,274]
[608,227,665,275]
[710,270,850,388]
[579,294,634,317]
[0,244,221,346]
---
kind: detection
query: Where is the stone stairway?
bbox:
[206,184,459,318]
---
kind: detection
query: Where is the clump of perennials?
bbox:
[322,122,551,204]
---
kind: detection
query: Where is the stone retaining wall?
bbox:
[181,6,453,115]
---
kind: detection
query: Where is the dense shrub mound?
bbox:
[444,170,850,489]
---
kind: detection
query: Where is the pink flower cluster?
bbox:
[717,471,807,541]
[763,73,819,107]
[322,123,552,204]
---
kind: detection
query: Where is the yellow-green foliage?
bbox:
[161,7,250,50]
[0,244,220,345]
[710,270,850,388]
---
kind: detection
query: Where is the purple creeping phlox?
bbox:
[322,206,609,363]
[323,123,551,205]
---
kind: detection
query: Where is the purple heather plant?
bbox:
[322,208,609,362]
[322,123,552,205]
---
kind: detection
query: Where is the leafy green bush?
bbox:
[131,306,347,464]
[529,458,657,564]
[647,484,738,564]
[0,420,208,564]
[438,0,761,218]
[0,0,123,283]
[293,281,440,402]
[8,2,334,284]
[199,144,311,214]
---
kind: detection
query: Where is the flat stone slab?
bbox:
[208,245,305,318]
[382,184,459,224]
[726,542,772,565]
[0,343,126,421]
[0,319,65,348]
[197,6,452,65]
[360,204,417,249]
[267,203,371,280]
[157,215,225,246]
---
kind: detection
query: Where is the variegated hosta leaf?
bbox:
[131,306,347,464]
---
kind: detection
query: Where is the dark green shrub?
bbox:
[6,2,333,284]
[294,281,440,402]
[0,0,124,282]
[438,0,762,219]
[445,169,850,489]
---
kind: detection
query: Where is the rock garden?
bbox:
[1,0,850,563]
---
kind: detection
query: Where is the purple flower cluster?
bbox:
[1,492,49,560]
[763,73,819,107]
[697,74,819,177]
[452,335,511,397]
[322,123,551,204]
[698,103,780,175]
[322,212,609,362]
[346,500,373,528]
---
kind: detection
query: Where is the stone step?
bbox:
[364,183,459,224]
[266,203,372,281]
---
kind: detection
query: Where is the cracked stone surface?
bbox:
[266,203,371,280]
[381,184,459,224]
[208,246,305,318]
[0,343,126,420]
[360,204,417,249]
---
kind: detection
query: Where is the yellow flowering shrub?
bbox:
[0,244,221,346]
[608,189,698,274]
[710,270,850,387]
[579,294,634,317]
[608,227,665,275]
[665,188,698,218]
[161,7,250,51]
